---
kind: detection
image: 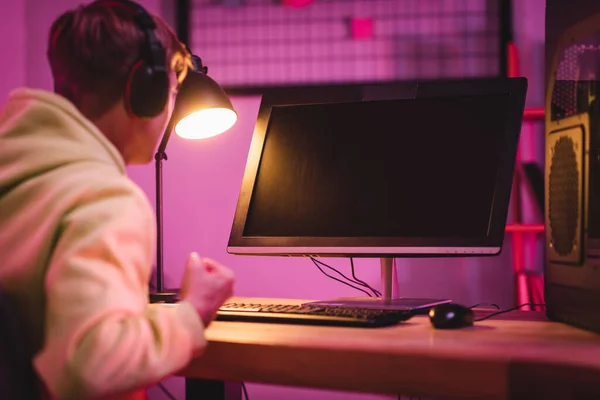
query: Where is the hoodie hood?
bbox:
[0,88,125,195]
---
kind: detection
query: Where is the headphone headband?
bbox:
[93,0,167,74]
[91,0,170,118]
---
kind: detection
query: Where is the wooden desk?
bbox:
[179,298,600,399]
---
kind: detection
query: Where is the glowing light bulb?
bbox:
[174,108,238,139]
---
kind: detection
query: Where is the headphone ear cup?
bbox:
[125,60,170,118]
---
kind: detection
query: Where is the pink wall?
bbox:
[0,0,26,100]
[0,0,164,93]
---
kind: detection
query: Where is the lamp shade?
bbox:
[172,58,238,140]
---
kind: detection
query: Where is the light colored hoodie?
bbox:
[0,88,206,399]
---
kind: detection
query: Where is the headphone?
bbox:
[92,0,170,118]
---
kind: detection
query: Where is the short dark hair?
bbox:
[47,1,191,117]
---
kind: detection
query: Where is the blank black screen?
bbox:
[243,94,510,238]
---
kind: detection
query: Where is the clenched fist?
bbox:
[179,252,235,326]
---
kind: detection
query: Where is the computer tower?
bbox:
[545,0,600,333]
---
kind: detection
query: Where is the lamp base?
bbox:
[149,290,180,304]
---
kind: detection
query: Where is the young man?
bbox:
[0,1,235,399]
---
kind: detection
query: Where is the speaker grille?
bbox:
[549,136,580,255]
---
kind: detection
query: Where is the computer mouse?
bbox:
[428,303,474,329]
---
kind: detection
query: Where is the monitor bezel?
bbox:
[227,78,527,257]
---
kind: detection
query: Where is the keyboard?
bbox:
[216,302,413,327]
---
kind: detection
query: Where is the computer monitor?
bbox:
[228,78,527,310]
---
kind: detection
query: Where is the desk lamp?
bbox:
[150,55,237,303]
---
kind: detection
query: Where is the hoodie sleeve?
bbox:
[33,179,206,400]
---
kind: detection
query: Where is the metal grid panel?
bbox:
[191,0,501,88]
[551,43,600,120]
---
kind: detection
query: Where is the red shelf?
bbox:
[523,107,544,120]
[506,40,546,305]
[505,223,544,233]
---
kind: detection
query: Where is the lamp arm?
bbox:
[156,117,176,157]
[153,115,176,293]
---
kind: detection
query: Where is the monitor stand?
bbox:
[303,257,451,311]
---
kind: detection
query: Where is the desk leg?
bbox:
[185,378,241,400]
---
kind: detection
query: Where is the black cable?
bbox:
[310,258,374,297]
[312,257,380,296]
[313,257,382,297]
[475,303,546,322]
[242,382,249,400]
[470,302,501,310]
[311,258,373,297]
[158,382,177,400]
[350,258,382,297]
[311,257,382,297]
